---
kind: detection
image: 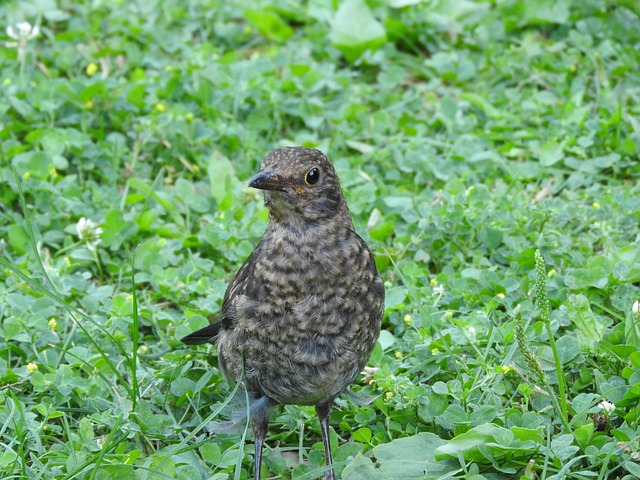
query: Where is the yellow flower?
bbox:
[86,62,98,76]
[48,318,57,330]
[430,278,438,287]
[85,100,94,109]
[27,363,38,373]
[497,292,505,299]
[403,314,412,325]
[155,102,166,113]
[592,202,601,209]
[185,112,194,121]
[431,348,440,356]
[23,171,31,180]
[501,365,512,374]
[384,391,393,401]
[394,351,403,360]
[445,311,453,319]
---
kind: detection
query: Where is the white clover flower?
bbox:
[598,400,615,415]
[76,217,103,251]
[434,284,445,296]
[633,300,640,315]
[5,21,40,47]
[5,21,40,61]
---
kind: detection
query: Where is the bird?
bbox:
[181,146,384,480]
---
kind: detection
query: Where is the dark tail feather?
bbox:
[207,393,273,435]
[346,388,379,406]
[181,322,221,345]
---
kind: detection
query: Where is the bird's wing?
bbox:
[180,242,263,345]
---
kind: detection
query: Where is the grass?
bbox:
[1,0,640,478]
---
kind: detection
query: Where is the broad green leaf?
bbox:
[434,423,513,462]
[208,151,237,209]
[244,9,294,42]
[378,329,395,350]
[8,224,29,255]
[342,432,448,479]
[573,423,594,450]
[460,92,501,119]
[566,294,605,347]
[625,310,640,349]
[330,0,386,62]
[565,256,613,290]
[511,426,544,444]
[537,140,564,166]
[556,335,581,365]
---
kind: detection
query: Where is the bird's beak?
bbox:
[248,171,287,192]
[249,171,305,194]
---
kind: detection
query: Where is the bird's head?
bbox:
[249,147,351,227]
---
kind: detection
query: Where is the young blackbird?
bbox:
[182,147,384,480]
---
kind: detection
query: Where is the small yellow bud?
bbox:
[48,318,58,330]
[431,348,440,356]
[23,171,31,181]
[185,112,194,121]
[155,102,166,113]
[394,351,403,360]
[501,365,512,374]
[592,202,601,209]
[445,311,453,319]
[84,100,94,109]
[403,314,412,325]
[497,292,505,299]
[86,63,99,76]
[384,391,393,401]
[185,354,192,360]
[430,278,438,287]
[27,363,38,373]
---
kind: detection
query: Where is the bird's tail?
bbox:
[206,392,273,434]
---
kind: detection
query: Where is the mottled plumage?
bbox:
[182,147,384,480]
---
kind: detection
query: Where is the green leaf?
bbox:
[378,329,396,350]
[244,9,294,42]
[8,224,29,255]
[536,140,564,166]
[556,335,581,365]
[352,427,372,443]
[434,423,513,462]
[565,256,613,290]
[511,426,544,444]
[566,294,605,348]
[460,92,501,119]
[330,0,387,62]
[94,465,137,480]
[342,433,447,479]
[208,151,237,209]
[573,423,594,450]
[625,310,640,349]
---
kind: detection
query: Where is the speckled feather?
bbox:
[181,147,384,479]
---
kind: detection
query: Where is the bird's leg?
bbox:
[252,416,268,480]
[316,402,336,480]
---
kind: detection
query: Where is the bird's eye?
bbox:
[305,167,320,185]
